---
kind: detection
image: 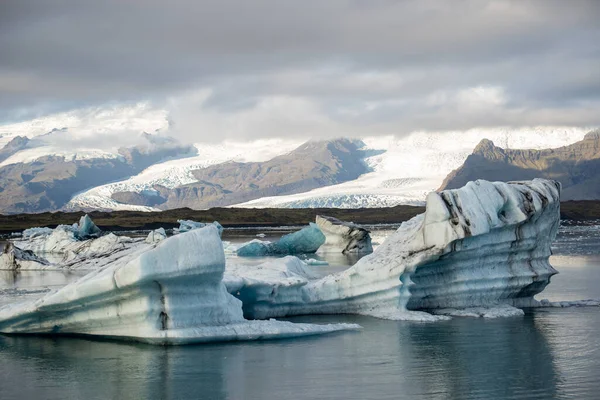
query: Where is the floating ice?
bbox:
[22,227,53,239]
[76,214,101,239]
[0,226,360,344]
[175,220,223,236]
[145,228,167,244]
[304,258,329,266]
[533,299,600,307]
[14,224,144,269]
[236,223,325,257]
[225,179,561,320]
[0,243,50,271]
[316,215,373,254]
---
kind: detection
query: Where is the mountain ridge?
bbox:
[439,130,600,200]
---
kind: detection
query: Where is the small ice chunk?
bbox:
[237,223,325,257]
[22,227,53,239]
[175,220,223,236]
[304,258,329,266]
[145,228,167,244]
[316,215,373,254]
[76,215,101,239]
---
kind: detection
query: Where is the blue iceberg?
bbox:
[237,223,325,257]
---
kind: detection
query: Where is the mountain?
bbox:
[0,134,197,214]
[0,136,29,164]
[68,128,587,211]
[108,139,369,209]
[0,103,592,213]
[439,131,600,200]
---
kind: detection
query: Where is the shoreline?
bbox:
[0,200,598,234]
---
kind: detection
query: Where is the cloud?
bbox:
[0,0,599,140]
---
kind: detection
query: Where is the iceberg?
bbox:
[0,226,359,344]
[236,223,325,257]
[15,225,143,268]
[76,214,102,239]
[175,220,223,236]
[315,215,373,254]
[22,227,53,239]
[0,243,50,271]
[225,179,561,320]
[145,228,167,244]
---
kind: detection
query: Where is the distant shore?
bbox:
[0,201,597,234]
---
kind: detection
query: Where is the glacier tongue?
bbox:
[225,179,561,320]
[0,226,360,344]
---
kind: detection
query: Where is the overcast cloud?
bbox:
[1,0,599,143]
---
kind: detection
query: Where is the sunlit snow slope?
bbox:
[66,139,302,211]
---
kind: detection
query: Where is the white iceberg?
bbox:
[145,228,167,244]
[15,225,143,268]
[225,179,561,320]
[0,226,360,344]
[236,223,325,257]
[175,220,223,236]
[0,243,50,271]
[316,215,373,254]
[22,227,53,239]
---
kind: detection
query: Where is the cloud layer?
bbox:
[1,0,599,142]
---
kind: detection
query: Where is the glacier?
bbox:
[0,226,360,344]
[315,215,373,254]
[225,179,561,320]
[236,223,326,257]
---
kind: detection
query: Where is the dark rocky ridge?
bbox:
[439,131,600,200]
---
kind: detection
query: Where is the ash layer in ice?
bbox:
[316,215,373,254]
[225,179,561,320]
[0,226,359,344]
[236,223,325,257]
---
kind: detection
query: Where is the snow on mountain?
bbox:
[1,101,590,212]
[66,139,303,211]
[234,127,589,208]
[0,103,169,165]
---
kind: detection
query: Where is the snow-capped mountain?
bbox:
[0,103,592,213]
[234,128,589,208]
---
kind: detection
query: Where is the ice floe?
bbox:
[225,179,561,320]
[315,215,373,254]
[0,226,360,344]
[236,223,325,257]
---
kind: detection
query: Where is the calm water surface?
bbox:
[0,224,599,400]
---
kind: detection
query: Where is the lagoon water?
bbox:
[0,224,599,400]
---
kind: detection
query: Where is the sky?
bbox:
[1,0,599,144]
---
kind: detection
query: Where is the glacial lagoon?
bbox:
[0,224,599,400]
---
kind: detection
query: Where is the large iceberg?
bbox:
[315,215,373,254]
[225,179,561,320]
[236,223,326,257]
[0,226,359,344]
